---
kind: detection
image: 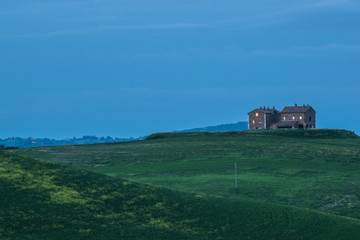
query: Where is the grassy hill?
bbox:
[11,129,360,220]
[1,151,360,239]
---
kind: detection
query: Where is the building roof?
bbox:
[248,107,279,114]
[280,105,315,113]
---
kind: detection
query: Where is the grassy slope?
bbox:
[1,152,360,240]
[13,129,360,220]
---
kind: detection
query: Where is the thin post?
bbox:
[235,162,237,189]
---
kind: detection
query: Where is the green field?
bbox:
[14,129,360,218]
[3,129,360,239]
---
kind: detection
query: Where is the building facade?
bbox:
[248,107,280,130]
[248,104,316,130]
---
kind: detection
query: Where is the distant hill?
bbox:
[0,136,142,148]
[0,122,248,148]
[178,121,248,132]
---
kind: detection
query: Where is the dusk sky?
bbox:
[1,0,359,138]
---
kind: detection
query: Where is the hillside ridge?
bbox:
[147,128,358,140]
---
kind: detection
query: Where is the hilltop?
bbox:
[148,128,358,140]
[1,152,360,239]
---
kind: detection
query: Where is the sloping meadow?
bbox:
[14,129,360,219]
[1,152,360,239]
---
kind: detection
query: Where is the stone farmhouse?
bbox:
[248,104,316,130]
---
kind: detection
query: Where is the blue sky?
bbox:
[0,0,359,138]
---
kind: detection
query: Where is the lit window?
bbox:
[255,113,259,117]
[300,116,303,120]
[260,121,262,124]
[292,116,295,120]
[252,120,255,124]
[283,117,286,120]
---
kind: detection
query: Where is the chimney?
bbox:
[295,103,297,107]
[264,106,266,109]
[260,106,262,109]
[267,107,269,110]
[303,104,305,107]
[307,104,309,106]
[273,106,275,110]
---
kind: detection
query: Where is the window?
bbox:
[252,120,255,124]
[300,116,303,120]
[292,116,295,120]
[309,116,312,122]
[255,113,259,117]
[260,121,262,124]
[283,117,286,120]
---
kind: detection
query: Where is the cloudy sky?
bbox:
[0,0,359,138]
